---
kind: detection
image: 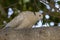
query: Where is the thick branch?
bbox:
[0,27,60,40]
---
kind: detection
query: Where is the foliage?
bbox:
[0,0,60,28]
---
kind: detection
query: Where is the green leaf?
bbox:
[57,1,60,4]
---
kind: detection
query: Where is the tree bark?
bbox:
[0,4,6,16]
[0,27,60,40]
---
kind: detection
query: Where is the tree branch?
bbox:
[0,27,60,40]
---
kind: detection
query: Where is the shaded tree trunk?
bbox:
[0,4,6,17]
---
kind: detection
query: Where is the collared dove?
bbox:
[4,11,43,29]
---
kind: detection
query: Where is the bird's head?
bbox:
[35,12,43,20]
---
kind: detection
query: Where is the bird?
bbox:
[3,11,43,29]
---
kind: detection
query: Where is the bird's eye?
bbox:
[39,15,41,17]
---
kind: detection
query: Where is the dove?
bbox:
[3,11,43,29]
